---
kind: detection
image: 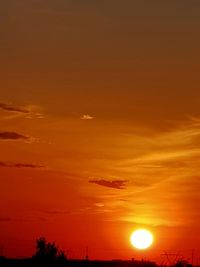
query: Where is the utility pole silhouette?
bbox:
[85,246,89,260]
[0,245,4,257]
[191,249,195,266]
[161,251,182,266]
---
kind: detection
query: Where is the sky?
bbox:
[1,0,200,262]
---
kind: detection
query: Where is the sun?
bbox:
[130,229,154,250]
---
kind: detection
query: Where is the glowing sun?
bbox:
[130,229,154,250]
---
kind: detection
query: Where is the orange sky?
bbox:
[1,0,200,263]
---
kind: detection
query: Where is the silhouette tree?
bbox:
[34,237,67,264]
[35,237,47,259]
[46,241,58,260]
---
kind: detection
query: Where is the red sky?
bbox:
[1,0,200,263]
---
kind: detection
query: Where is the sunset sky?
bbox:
[1,0,200,262]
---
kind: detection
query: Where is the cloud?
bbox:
[0,102,45,120]
[0,131,29,140]
[0,216,42,223]
[0,102,30,113]
[89,179,127,189]
[42,210,70,215]
[0,161,43,169]
[81,114,94,120]
[0,217,12,222]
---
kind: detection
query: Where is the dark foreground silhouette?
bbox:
[0,237,193,267]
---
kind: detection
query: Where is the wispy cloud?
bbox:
[0,131,29,141]
[42,210,70,215]
[0,216,45,223]
[0,102,45,120]
[83,119,200,226]
[0,161,43,168]
[0,217,12,222]
[0,102,30,113]
[89,179,127,189]
[81,114,94,120]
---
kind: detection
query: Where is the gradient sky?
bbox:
[1,0,200,262]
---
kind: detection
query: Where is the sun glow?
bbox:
[130,229,154,250]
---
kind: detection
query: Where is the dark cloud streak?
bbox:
[89,179,127,189]
[42,210,70,215]
[0,131,29,140]
[0,103,29,114]
[0,161,43,169]
[0,217,12,222]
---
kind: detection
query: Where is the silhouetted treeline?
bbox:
[0,237,194,267]
[0,256,193,267]
[0,256,159,267]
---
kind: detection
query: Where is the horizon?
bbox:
[1,0,200,263]
[0,237,196,266]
